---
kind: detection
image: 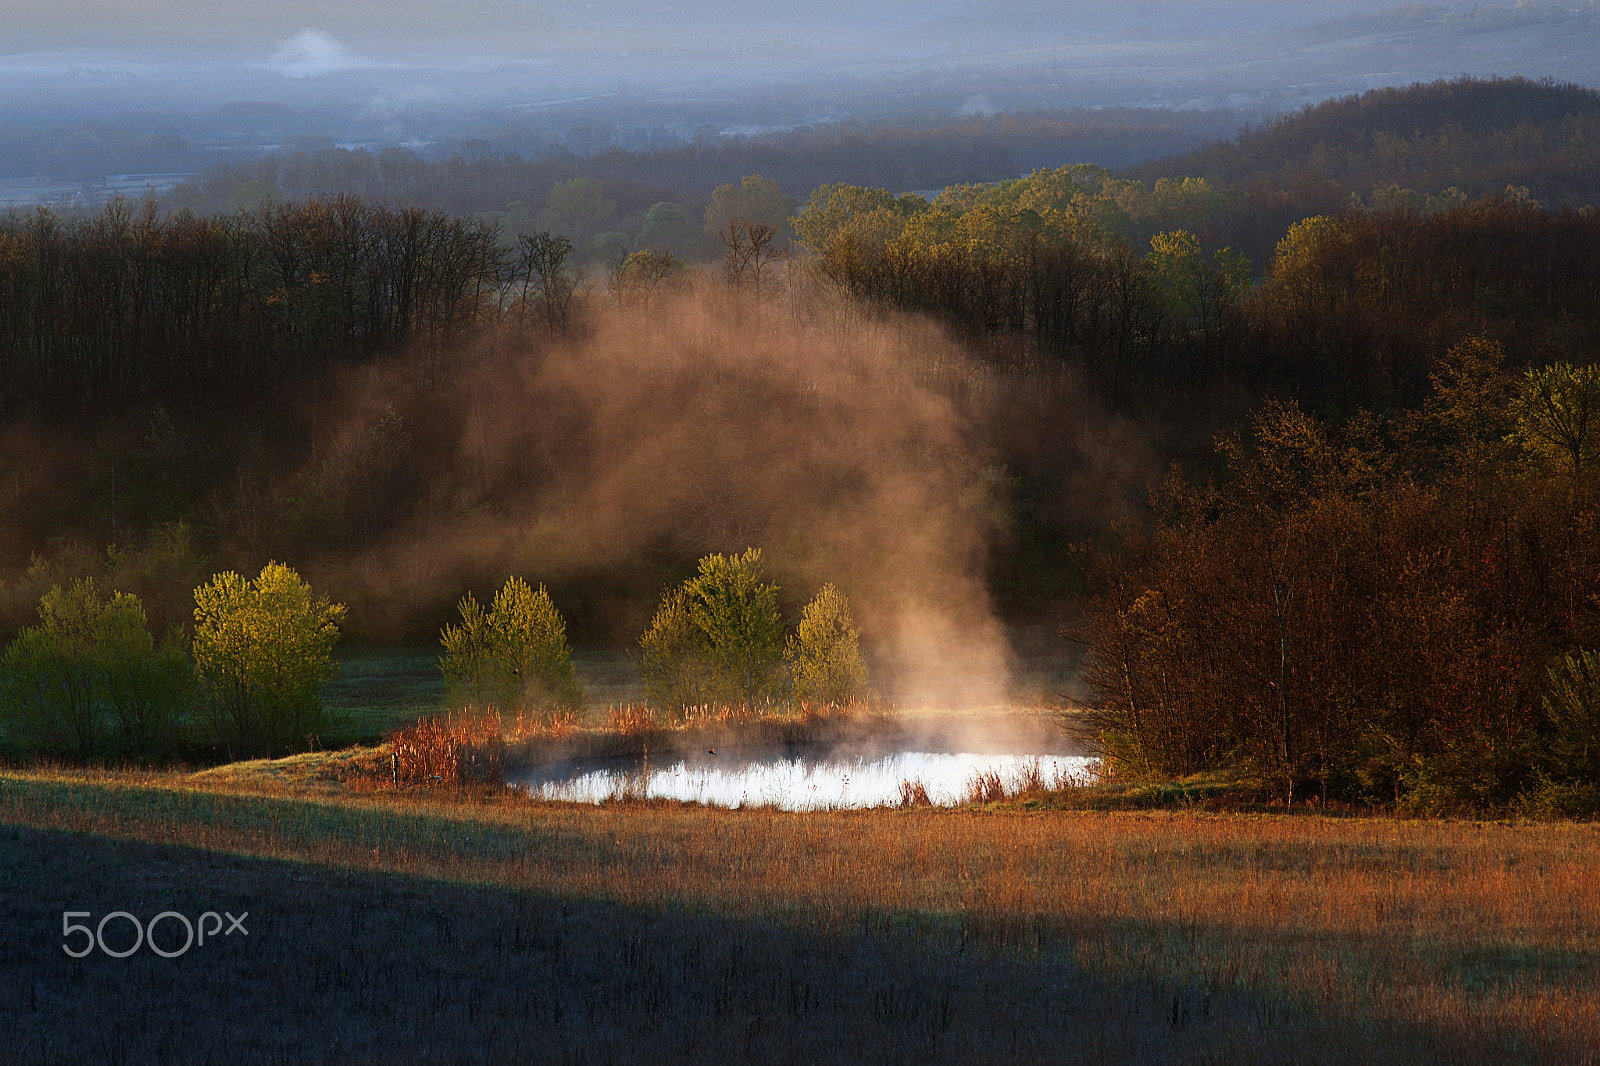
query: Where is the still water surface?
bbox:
[516,749,1097,811]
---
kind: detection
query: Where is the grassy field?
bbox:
[2,764,1598,1063]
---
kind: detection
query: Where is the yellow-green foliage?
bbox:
[792,183,927,254]
[637,583,717,710]
[439,576,582,716]
[639,549,783,708]
[0,577,190,759]
[796,165,1233,262]
[785,583,867,704]
[610,248,690,308]
[1541,650,1600,788]
[192,561,345,758]
[1512,361,1600,479]
[702,173,797,243]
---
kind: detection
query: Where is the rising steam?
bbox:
[303,281,1140,709]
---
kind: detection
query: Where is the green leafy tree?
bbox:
[439,590,495,708]
[488,577,583,714]
[785,583,868,705]
[703,174,797,244]
[440,577,582,716]
[691,549,784,703]
[635,201,698,254]
[639,549,783,709]
[192,562,345,758]
[537,177,616,242]
[1147,229,1204,323]
[793,183,926,255]
[638,584,718,710]
[0,578,189,759]
[1513,362,1600,482]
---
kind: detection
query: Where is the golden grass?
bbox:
[388,707,508,788]
[2,763,1598,1056]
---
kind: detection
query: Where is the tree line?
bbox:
[0,550,866,763]
[167,109,1236,219]
[1127,76,1600,211]
[0,197,510,420]
[798,174,1600,412]
[0,562,342,762]
[1080,340,1600,815]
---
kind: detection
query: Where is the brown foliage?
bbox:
[1081,347,1600,809]
[387,708,507,788]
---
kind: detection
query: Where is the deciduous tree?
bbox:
[192,562,344,758]
[439,577,583,717]
[785,583,868,705]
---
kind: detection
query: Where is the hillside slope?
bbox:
[1127,76,1600,209]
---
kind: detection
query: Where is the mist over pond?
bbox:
[515,747,1096,810]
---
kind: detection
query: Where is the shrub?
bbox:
[192,562,345,759]
[439,577,583,718]
[785,582,868,704]
[0,578,190,760]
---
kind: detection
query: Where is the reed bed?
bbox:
[387,708,508,789]
[962,757,1095,805]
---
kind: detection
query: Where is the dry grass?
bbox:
[897,779,933,807]
[3,765,1599,1061]
[0,822,1383,1066]
[961,757,1094,806]
[387,709,508,789]
[603,701,657,735]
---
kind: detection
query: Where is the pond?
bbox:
[513,747,1097,810]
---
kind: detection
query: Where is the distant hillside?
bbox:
[1126,77,1600,209]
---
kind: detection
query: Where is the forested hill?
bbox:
[1125,77,1600,209]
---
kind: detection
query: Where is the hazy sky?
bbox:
[4,0,1592,136]
[4,0,1477,62]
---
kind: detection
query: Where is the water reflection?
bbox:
[515,750,1097,810]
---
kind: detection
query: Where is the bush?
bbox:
[1540,649,1600,786]
[191,562,345,759]
[785,583,868,704]
[0,578,191,760]
[638,549,783,709]
[439,576,583,718]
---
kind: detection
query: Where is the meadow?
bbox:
[2,761,1597,1063]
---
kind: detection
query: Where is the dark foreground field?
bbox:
[0,826,1286,1066]
[2,769,1598,1064]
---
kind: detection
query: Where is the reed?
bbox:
[897,779,933,807]
[387,708,507,788]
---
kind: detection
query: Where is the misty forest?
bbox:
[5,1,1600,1059]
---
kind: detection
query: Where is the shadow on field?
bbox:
[0,825,1551,1065]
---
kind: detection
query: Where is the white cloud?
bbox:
[270,29,359,77]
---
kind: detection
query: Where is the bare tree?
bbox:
[720,220,782,304]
